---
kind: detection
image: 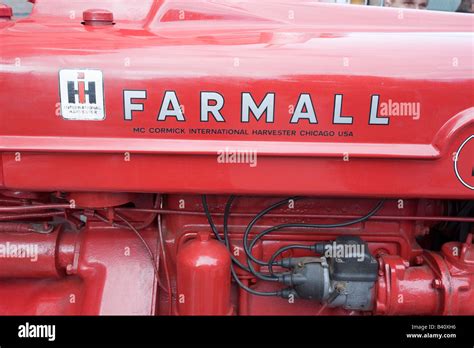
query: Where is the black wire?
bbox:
[247,199,386,268]
[202,194,280,297]
[243,197,303,266]
[242,197,303,282]
[203,194,251,271]
[230,264,280,297]
[204,195,386,297]
[223,196,251,273]
[268,245,312,275]
[222,196,235,249]
[201,195,223,242]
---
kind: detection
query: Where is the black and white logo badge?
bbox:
[59,69,105,120]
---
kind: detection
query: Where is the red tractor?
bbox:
[0,0,473,317]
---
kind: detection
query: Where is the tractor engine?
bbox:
[0,194,472,316]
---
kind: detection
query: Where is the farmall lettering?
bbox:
[123,90,390,126]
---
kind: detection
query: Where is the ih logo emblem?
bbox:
[59,69,105,120]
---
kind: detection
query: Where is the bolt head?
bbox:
[0,4,13,19]
[83,9,114,26]
[432,278,442,289]
[415,255,424,265]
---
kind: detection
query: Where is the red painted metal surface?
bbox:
[0,0,472,316]
[0,225,64,278]
[0,223,160,315]
[0,1,473,197]
[176,231,232,315]
[376,235,474,315]
[0,193,470,316]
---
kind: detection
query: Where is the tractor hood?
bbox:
[0,0,473,197]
